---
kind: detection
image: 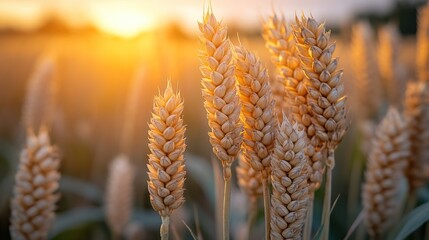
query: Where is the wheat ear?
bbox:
[198,9,243,240]
[404,81,429,191]
[378,24,404,105]
[10,128,61,240]
[294,14,348,239]
[105,154,134,238]
[362,108,410,238]
[235,44,277,239]
[270,115,309,240]
[417,5,429,82]
[22,57,56,131]
[147,81,186,240]
[350,21,382,118]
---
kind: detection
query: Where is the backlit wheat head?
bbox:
[417,5,429,82]
[10,129,61,240]
[147,82,186,217]
[362,108,410,238]
[293,14,348,153]
[236,153,263,200]
[404,81,429,190]
[106,154,134,237]
[351,21,382,118]
[270,116,309,240]
[198,10,243,178]
[235,45,276,178]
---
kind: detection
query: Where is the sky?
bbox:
[0,0,399,37]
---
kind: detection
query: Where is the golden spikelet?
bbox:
[362,108,410,238]
[22,57,56,131]
[378,24,404,105]
[236,153,263,199]
[10,129,61,240]
[270,116,309,240]
[350,21,382,118]
[404,81,429,190]
[147,82,186,218]
[417,5,429,82]
[293,14,348,153]
[198,10,243,178]
[234,45,277,177]
[106,154,134,237]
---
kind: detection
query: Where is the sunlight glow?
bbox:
[89,2,156,38]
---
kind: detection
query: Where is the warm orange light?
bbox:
[89,2,156,39]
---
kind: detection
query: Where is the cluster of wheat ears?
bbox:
[8,3,429,240]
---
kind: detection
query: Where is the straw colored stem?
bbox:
[304,192,314,240]
[404,189,417,216]
[262,177,270,240]
[247,197,258,239]
[161,216,170,240]
[321,148,335,240]
[223,166,232,240]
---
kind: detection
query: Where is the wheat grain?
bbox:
[404,81,429,190]
[350,21,382,118]
[362,108,410,238]
[198,9,243,179]
[105,154,134,237]
[270,116,309,240]
[147,81,186,239]
[10,128,61,240]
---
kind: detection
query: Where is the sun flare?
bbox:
[89,2,156,39]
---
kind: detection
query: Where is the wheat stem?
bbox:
[321,148,334,240]
[222,164,232,240]
[161,216,170,240]
[262,177,270,240]
[404,189,417,216]
[304,192,314,240]
[247,197,258,239]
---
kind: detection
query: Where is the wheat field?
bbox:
[0,1,428,240]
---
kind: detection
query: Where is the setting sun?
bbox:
[89,2,156,38]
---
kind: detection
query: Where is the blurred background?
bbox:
[0,0,427,239]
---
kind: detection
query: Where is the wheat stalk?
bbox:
[293,14,348,239]
[417,4,429,82]
[22,57,56,131]
[362,108,410,238]
[378,23,404,105]
[234,44,277,239]
[350,21,382,119]
[198,8,243,240]
[10,128,61,240]
[270,116,309,240]
[404,81,429,191]
[147,81,186,240]
[105,154,134,238]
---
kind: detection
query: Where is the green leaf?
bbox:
[388,201,429,240]
[59,176,103,203]
[49,206,105,239]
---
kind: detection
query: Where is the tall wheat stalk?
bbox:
[147,82,186,240]
[417,4,429,82]
[350,21,382,118]
[362,108,410,238]
[235,44,277,239]
[10,128,61,240]
[198,8,243,240]
[403,81,429,206]
[293,14,348,239]
[105,154,134,239]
